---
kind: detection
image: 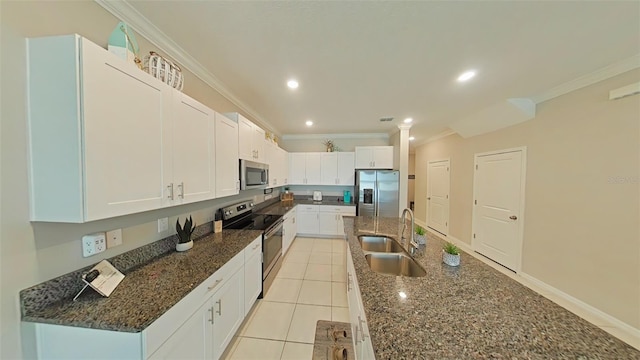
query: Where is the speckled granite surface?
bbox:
[21,227,262,332]
[344,216,640,359]
[255,198,355,217]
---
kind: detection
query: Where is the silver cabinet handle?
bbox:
[208,307,214,324]
[167,183,175,200]
[252,243,260,250]
[358,316,369,340]
[236,180,240,191]
[216,299,222,315]
[177,182,184,199]
[208,278,223,291]
[509,215,518,220]
[347,273,352,291]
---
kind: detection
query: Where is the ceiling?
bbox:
[122,1,639,145]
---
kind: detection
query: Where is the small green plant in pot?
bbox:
[442,242,460,266]
[176,216,196,252]
[414,225,427,245]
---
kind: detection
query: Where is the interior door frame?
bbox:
[426,158,450,236]
[471,147,527,273]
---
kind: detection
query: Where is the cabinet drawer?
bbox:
[244,235,262,261]
[297,205,319,213]
[144,251,243,356]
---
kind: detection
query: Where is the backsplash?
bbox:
[20,221,213,315]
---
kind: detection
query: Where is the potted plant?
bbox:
[414,225,427,245]
[442,242,460,266]
[176,216,196,252]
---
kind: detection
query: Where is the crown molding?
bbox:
[94,0,274,132]
[413,129,457,147]
[281,133,389,140]
[531,54,640,104]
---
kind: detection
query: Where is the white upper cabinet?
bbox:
[354,146,394,169]
[320,152,355,185]
[227,113,266,163]
[28,35,173,222]
[265,142,288,188]
[215,113,240,197]
[170,93,216,205]
[27,35,221,222]
[290,153,321,185]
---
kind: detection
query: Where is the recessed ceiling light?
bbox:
[404,118,413,124]
[409,136,415,141]
[287,79,299,89]
[457,70,476,82]
[305,120,313,126]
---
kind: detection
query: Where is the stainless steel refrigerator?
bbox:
[355,170,399,217]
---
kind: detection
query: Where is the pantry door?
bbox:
[426,159,450,236]
[472,148,526,272]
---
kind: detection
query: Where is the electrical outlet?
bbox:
[158,217,169,233]
[106,229,123,248]
[82,233,106,257]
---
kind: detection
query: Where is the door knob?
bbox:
[509,215,517,220]
[427,197,431,200]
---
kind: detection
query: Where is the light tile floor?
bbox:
[222,237,350,360]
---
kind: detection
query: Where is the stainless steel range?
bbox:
[220,200,283,296]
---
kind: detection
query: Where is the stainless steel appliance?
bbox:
[240,159,269,190]
[355,170,399,217]
[221,200,283,296]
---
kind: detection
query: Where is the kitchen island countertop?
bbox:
[344,216,639,359]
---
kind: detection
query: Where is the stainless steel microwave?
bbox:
[240,159,269,190]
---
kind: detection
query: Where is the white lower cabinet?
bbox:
[346,248,375,360]
[282,209,297,254]
[296,205,355,237]
[296,205,319,235]
[31,236,262,360]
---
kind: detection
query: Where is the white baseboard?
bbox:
[423,227,640,350]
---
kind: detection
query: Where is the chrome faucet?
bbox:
[401,208,419,254]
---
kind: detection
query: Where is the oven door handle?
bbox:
[264,219,283,238]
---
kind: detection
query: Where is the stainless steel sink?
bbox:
[358,235,404,253]
[364,253,427,277]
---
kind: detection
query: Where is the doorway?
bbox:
[426,159,450,236]
[472,148,526,272]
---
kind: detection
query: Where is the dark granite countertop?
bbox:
[344,216,639,359]
[21,229,262,332]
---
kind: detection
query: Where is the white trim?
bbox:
[281,133,389,140]
[471,146,527,273]
[423,227,640,350]
[531,53,640,104]
[426,158,450,237]
[94,0,276,133]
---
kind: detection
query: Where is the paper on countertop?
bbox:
[83,260,125,297]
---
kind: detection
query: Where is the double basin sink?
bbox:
[357,235,426,277]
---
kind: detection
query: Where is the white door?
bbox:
[427,159,450,235]
[289,153,306,185]
[472,148,526,271]
[337,152,355,185]
[321,153,338,185]
[305,153,322,184]
[212,270,244,360]
[238,116,254,161]
[215,112,239,197]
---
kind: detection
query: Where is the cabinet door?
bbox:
[253,126,266,163]
[148,301,213,360]
[212,269,244,360]
[289,153,307,185]
[244,251,262,316]
[82,38,172,220]
[238,116,254,161]
[265,142,278,187]
[297,208,319,234]
[372,146,394,169]
[337,152,355,185]
[354,147,373,169]
[346,250,362,360]
[318,212,338,235]
[172,93,216,204]
[321,153,338,185]
[283,217,293,254]
[215,113,239,197]
[305,153,322,184]
[279,148,289,185]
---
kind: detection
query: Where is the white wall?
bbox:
[0,2,266,358]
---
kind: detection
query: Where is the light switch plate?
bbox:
[82,233,106,257]
[106,229,123,248]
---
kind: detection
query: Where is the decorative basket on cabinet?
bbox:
[143,51,184,90]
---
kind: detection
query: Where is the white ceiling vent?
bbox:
[449,98,536,138]
[609,82,640,100]
[379,117,394,122]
